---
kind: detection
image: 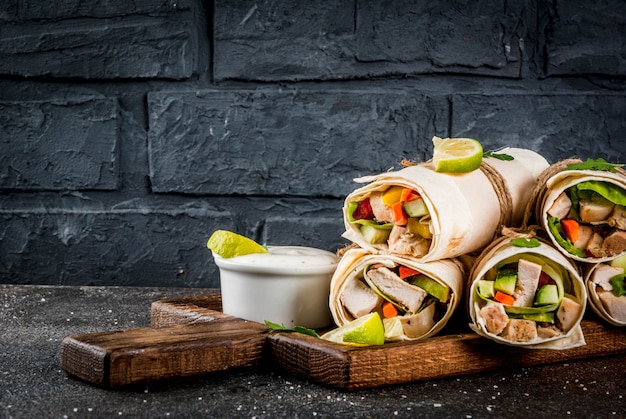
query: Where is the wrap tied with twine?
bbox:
[467,228,587,349]
[522,159,626,263]
[342,148,549,262]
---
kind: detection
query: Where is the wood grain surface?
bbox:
[61,294,626,389]
[153,294,626,390]
[60,308,267,387]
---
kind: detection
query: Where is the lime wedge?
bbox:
[432,137,483,173]
[206,230,268,258]
[321,312,385,346]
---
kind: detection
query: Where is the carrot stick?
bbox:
[382,301,398,318]
[399,265,420,279]
[493,291,515,305]
[401,188,420,203]
[561,219,579,243]
[392,201,408,225]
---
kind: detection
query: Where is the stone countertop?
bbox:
[1,284,625,418]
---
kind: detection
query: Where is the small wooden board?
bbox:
[60,305,268,387]
[153,294,626,390]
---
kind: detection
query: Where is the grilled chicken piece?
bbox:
[573,224,594,249]
[601,230,626,257]
[591,264,624,292]
[479,303,508,335]
[388,225,430,258]
[367,266,427,313]
[547,192,572,219]
[369,192,394,223]
[598,291,626,322]
[556,295,582,332]
[607,205,626,230]
[501,319,537,342]
[579,195,615,223]
[537,324,562,339]
[586,232,606,258]
[340,279,383,319]
[514,258,542,307]
[400,303,435,338]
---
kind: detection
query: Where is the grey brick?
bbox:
[0,209,233,288]
[264,215,347,254]
[215,0,525,81]
[147,89,448,197]
[0,98,119,191]
[356,1,525,78]
[451,94,626,164]
[17,0,191,20]
[214,0,354,81]
[0,12,203,79]
[544,1,626,76]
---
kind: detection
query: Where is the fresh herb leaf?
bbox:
[264,320,320,338]
[483,151,514,161]
[565,158,624,173]
[510,237,541,248]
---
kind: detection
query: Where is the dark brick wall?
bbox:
[1,0,625,288]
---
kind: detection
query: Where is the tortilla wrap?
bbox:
[526,162,626,263]
[342,147,549,262]
[584,262,626,326]
[468,234,586,349]
[329,247,465,342]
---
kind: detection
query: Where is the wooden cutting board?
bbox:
[60,294,626,390]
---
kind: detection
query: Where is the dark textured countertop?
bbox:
[2,283,626,418]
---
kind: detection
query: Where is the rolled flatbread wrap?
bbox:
[342,147,549,262]
[329,247,464,342]
[526,160,626,263]
[468,235,586,349]
[584,260,626,326]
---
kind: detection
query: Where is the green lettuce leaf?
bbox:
[576,181,626,207]
[547,216,587,258]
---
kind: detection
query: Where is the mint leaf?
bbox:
[483,151,514,161]
[565,158,624,173]
[510,237,541,248]
[264,320,320,338]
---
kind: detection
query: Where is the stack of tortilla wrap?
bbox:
[468,234,587,349]
[328,144,552,343]
[329,247,465,341]
[342,148,549,262]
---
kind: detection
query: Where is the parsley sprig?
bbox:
[264,320,320,338]
[565,158,624,173]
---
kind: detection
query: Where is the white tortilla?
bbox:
[537,168,626,263]
[342,148,549,262]
[584,263,626,326]
[329,247,465,342]
[468,237,587,349]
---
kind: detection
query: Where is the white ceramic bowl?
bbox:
[214,246,339,329]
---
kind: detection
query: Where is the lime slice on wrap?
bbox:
[432,137,483,173]
[321,312,385,346]
[206,230,268,258]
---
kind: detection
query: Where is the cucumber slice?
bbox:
[494,269,517,295]
[403,198,428,217]
[408,274,450,303]
[360,224,391,244]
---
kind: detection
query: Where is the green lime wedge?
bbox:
[206,230,268,258]
[321,312,385,346]
[432,137,483,173]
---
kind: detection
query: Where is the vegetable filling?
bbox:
[339,263,451,340]
[476,255,582,343]
[547,181,626,259]
[348,186,432,257]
